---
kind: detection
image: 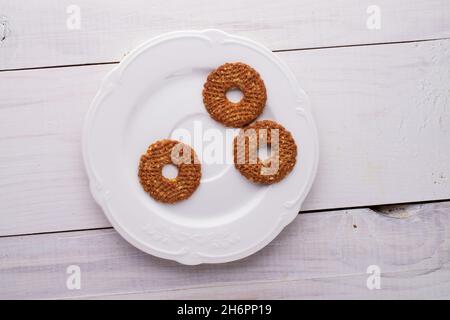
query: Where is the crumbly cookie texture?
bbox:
[203,62,267,128]
[233,120,297,184]
[138,139,201,203]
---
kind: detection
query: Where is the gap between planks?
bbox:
[2,0,450,70]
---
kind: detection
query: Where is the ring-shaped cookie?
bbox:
[233,120,297,184]
[138,139,201,203]
[203,62,267,128]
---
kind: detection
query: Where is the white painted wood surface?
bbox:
[1,0,449,299]
[1,0,450,70]
[0,203,449,299]
[1,39,449,236]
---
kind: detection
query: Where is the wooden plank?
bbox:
[88,273,450,300]
[1,0,450,70]
[1,39,450,236]
[0,203,449,299]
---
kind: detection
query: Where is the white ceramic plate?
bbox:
[83,29,319,265]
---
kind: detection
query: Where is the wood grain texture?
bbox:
[1,39,450,236]
[0,202,449,299]
[1,0,450,70]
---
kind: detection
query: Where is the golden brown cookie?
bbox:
[202,62,267,128]
[233,120,297,184]
[138,140,201,203]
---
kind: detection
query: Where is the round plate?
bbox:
[82,29,319,265]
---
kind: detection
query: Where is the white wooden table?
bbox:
[1,1,450,299]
